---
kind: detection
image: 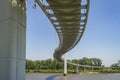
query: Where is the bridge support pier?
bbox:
[64,54,67,76]
[0,0,26,80]
[76,65,79,74]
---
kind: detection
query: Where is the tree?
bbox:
[111,59,120,70]
[26,60,35,70]
[34,60,41,70]
[118,60,120,67]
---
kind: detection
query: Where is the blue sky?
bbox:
[26,0,120,67]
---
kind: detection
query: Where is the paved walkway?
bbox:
[26,73,120,80]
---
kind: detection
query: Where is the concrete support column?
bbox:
[83,67,86,71]
[64,54,67,76]
[0,0,26,80]
[92,67,94,71]
[76,65,79,74]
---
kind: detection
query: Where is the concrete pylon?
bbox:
[0,0,26,80]
[64,54,67,76]
[76,65,79,74]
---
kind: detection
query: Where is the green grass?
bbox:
[99,69,120,73]
[26,69,120,73]
[79,69,120,74]
[26,69,63,73]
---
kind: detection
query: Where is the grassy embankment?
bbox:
[26,69,120,74]
[26,69,75,73]
[79,69,120,74]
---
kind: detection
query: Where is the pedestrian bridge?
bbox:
[35,0,90,61]
[0,0,119,80]
[35,0,90,76]
[0,0,90,79]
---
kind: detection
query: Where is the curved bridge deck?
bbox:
[35,0,90,61]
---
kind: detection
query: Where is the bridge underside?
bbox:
[36,0,90,61]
